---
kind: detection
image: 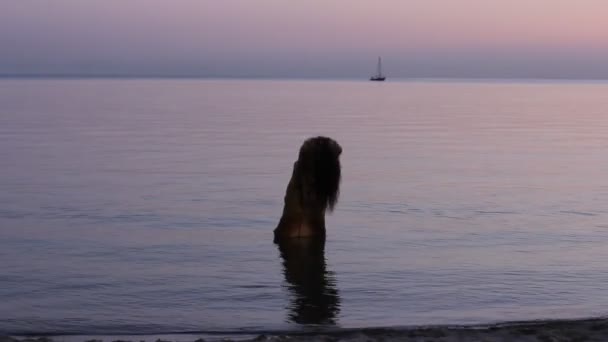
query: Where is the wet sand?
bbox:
[5,318,608,342]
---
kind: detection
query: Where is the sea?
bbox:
[1,78,608,340]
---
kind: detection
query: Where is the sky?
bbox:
[1,0,607,79]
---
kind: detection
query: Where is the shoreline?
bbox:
[5,318,608,342]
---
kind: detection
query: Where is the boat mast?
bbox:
[377,57,383,77]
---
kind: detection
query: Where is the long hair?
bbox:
[296,136,342,211]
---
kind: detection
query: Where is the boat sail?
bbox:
[370,57,386,81]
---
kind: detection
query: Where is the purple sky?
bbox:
[1,0,607,78]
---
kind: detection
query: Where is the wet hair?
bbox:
[295,136,342,211]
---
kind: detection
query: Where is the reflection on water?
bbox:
[3,79,608,333]
[277,238,340,325]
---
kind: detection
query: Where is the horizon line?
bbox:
[1,74,608,83]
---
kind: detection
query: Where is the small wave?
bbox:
[560,210,597,216]
[7,317,608,342]
[475,210,518,215]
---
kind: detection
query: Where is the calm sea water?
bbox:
[2,79,608,336]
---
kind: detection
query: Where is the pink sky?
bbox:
[1,0,607,78]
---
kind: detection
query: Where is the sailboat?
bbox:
[370,57,386,81]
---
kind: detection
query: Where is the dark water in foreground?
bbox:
[2,79,608,336]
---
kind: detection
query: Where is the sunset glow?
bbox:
[1,0,607,78]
